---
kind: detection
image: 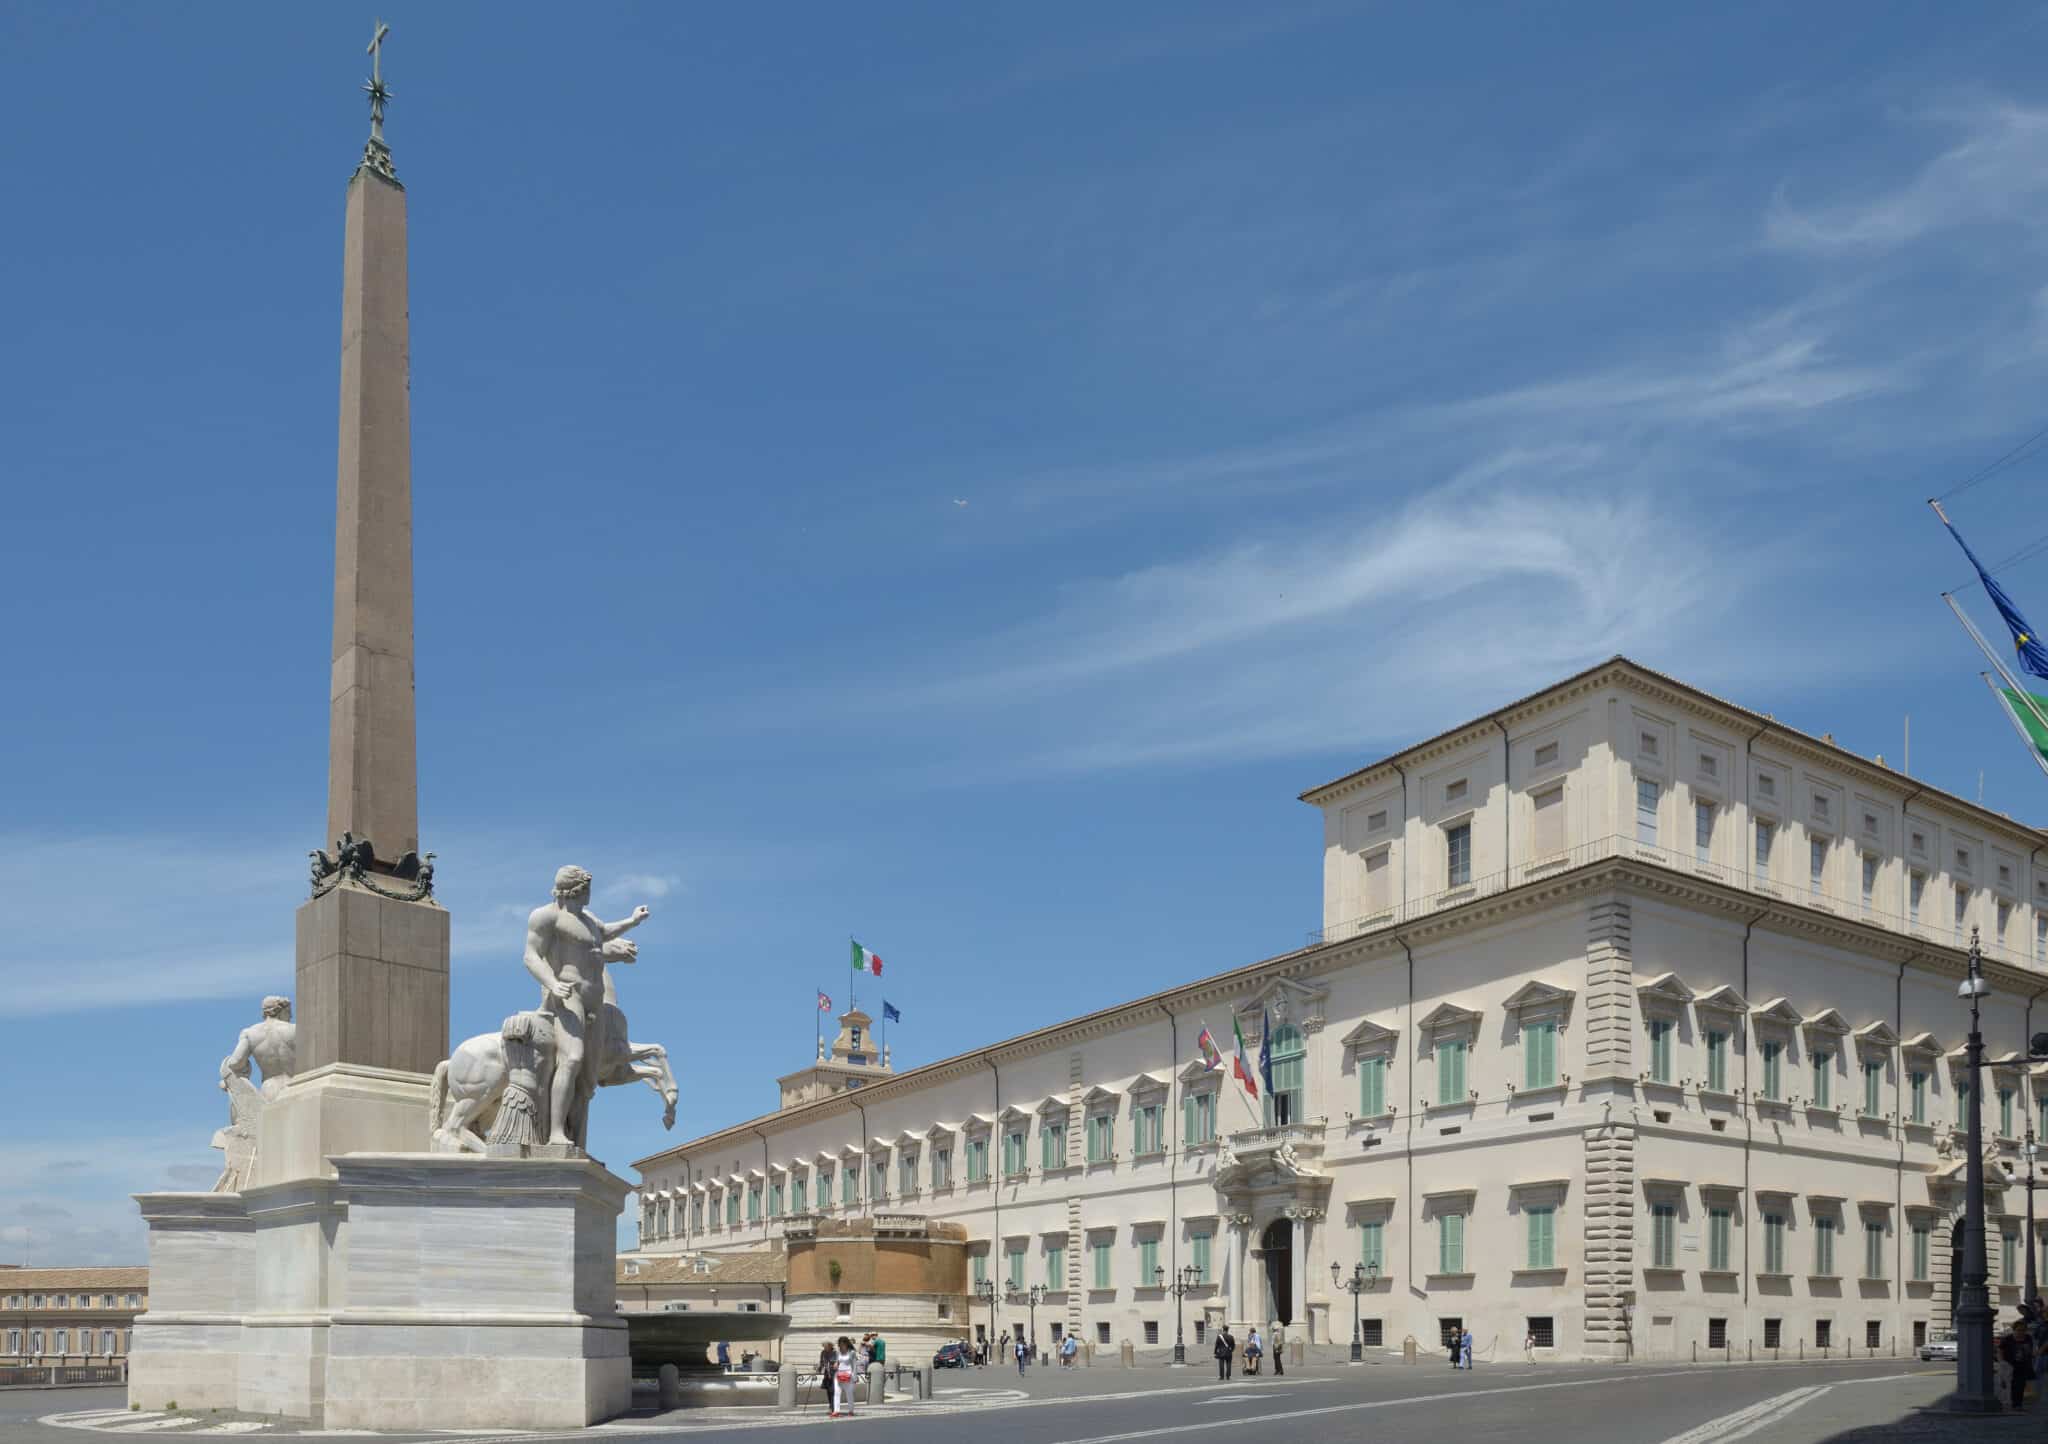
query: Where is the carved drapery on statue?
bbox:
[429,867,678,1157]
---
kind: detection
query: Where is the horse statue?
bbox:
[429,986,677,1153]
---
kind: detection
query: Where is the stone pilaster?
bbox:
[1066,1051,1084,1340]
[1581,1123,1638,1358]
[1581,897,1635,1084]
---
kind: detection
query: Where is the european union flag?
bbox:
[1941,509,2048,680]
[1257,1007,1274,1098]
[882,1000,902,1024]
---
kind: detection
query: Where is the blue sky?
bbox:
[10,2,2048,1263]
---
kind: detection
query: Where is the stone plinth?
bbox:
[128,1194,253,1412]
[294,884,447,1077]
[251,1061,430,1188]
[321,1154,632,1431]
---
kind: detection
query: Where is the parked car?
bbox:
[932,1342,972,1369]
[1918,1332,1958,1362]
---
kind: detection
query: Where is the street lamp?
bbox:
[2024,1134,2041,1307]
[1329,1259,1379,1364]
[1162,1264,1200,1366]
[973,1277,997,1365]
[1949,928,1998,1412]
[1004,1283,1045,1363]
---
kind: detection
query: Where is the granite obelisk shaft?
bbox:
[328,164,417,860]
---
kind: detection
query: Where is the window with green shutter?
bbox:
[1041,1122,1065,1170]
[1138,1238,1159,1286]
[1705,1030,1727,1092]
[1193,1231,1213,1284]
[1184,1091,1214,1145]
[1526,1206,1555,1269]
[844,1167,859,1204]
[1525,1021,1558,1089]
[1007,1247,1026,1289]
[1707,1207,1731,1271]
[1763,1213,1786,1274]
[2038,1093,2048,1140]
[1438,1212,1465,1274]
[1648,1020,1673,1085]
[1912,1223,1930,1281]
[1437,1040,1468,1104]
[1910,1071,1928,1123]
[791,1178,806,1213]
[1092,1240,1112,1289]
[2004,1232,2019,1285]
[1087,1115,1113,1164]
[1863,1222,1884,1280]
[931,1148,949,1189]
[1862,1061,1882,1116]
[1264,1026,1306,1127]
[727,1192,740,1226]
[1046,1245,1065,1289]
[1814,1216,1835,1276]
[1761,1041,1782,1100]
[2000,1088,2015,1138]
[1003,1130,1026,1177]
[1957,1079,1971,1126]
[1650,1204,1676,1269]
[972,1252,986,1286]
[1134,1104,1163,1154]
[1358,1220,1383,1273]
[967,1139,988,1183]
[769,1182,784,1216]
[1810,1052,1830,1108]
[1359,1056,1386,1115]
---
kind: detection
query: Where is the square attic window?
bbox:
[1758,773,1776,798]
[1640,732,1659,758]
[1445,779,1468,804]
[1699,753,1718,778]
[1366,809,1387,832]
[1534,741,1559,768]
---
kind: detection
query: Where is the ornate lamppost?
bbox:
[973,1277,997,1365]
[1158,1264,1201,1365]
[1950,928,1998,1412]
[1329,1259,1379,1363]
[1005,1283,1045,1363]
[2024,1133,2041,1306]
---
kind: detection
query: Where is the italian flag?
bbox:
[1231,1016,1258,1098]
[851,939,883,976]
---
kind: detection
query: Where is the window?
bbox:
[1526,1206,1555,1269]
[1438,1211,1466,1273]
[1042,1122,1067,1169]
[691,1196,705,1230]
[1138,1238,1160,1285]
[1183,1092,1215,1145]
[1446,823,1472,887]
[1912,1223,1931,1281]
[1534,741,1559,768]
[2000,1088,2016,1137]
[1359,1056,1387,1115]
[2038,915,2047,964]
[1445,778,1468,804]
[843,1168,860,1204]
[1142,1321,1160,1345]
[1866,1321,1882,1350]
[1955,885,1970,935]
[1910,1070,1928,1124]
[1361,1319,1384,1348]
[1096,1322,1111,1345]
[726,1191,740,1226]
[1700,752,1718,779]
[1524,1020,1558,1089]
[1763,1213,1787,1274]
[1007,1245,1026,1290]
[1046,1244,1065,1289]
[1532,785,1564,857]
[1761,1040,1783,1101]
[1087,1114,1114,1164]
[1708,1207,1732,1271]
[1861,855,1878,914]
[1810,837,1828,895]
[1636,779,1659,845]
[1763,1318,1782,1350]
[1640,731,1660,759]
[1957,1079,1971,1127]
[1759,771,1777,799]
[1705,1030,1728,1092]
[1647,1019,1673,1085]
[1864,1221,1885,1280]
[1755,819,1775,871]
[1708,1318,1728,1350]
[1956,847,1971,871]
[2004,1232,2020,1286]
[894,1158,912,1198]
[1811,1052,1831,1108]
[1003,1129,1027,1177]
[1266,1025,1305,1126]
[770,1180,786,1216]
[1814,1216,1836,1276]
[1133,1103,1164,1155]
[1909,871,1925,923]
[870,1161,886,1199]
[1366,808,1387,832]
[1363,847,1391,913]
[793,1177,808,1213]
[1815,1320,1832,1350]
[1695,801,1715,863]
[1998,901,2012,943]
[1437,1039,1468,1104]
[53,1330,67,1356]
[2039,1093,2048,1141]
[931,1147,950,1190]
[80,1330,93,1357]
[1812,795,1830,825]
[1358,1220,1383,1273]
[1192,1231,1213,1284]
[967,1138,988,1183]
[1862,1061,1882,1116]
[1863,811,1878,836]
[1092,1240,1112,1289]
[972,1252,987,1287]
[1650,1204,1676,1269]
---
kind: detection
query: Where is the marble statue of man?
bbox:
[212,995,297,1190]
[523,866,650,1151]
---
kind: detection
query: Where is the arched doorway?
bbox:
[1260,1218,1293,1326]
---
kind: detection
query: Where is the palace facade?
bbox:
[632,658,2048,1362]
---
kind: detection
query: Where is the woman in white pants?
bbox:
[830,1336,859,1418]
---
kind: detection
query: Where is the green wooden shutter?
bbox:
[1440,1212,1464,1273]
[1192,1232,1212,1283]
[1361,1056,1384,1115]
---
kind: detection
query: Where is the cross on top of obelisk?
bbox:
[359,19,398,182]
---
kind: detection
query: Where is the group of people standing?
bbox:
[1446,1325,1475,1369]
[1209,1325,1269,1378]
[1997,1301,2048,1411]
[814,1332,885,1419]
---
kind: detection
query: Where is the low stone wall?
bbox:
[783,1293,971,1371]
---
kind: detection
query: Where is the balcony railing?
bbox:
[1311,831,2048,972]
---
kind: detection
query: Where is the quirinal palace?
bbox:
[632,657,2048,1362]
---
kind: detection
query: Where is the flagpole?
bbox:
[1945,594,2048,745]
[1979,673,2048,783]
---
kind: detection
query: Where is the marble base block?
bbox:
[128,1194,253,1413]
[251,1061,431,1187]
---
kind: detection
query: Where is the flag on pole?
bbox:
[882,1000,902,1024]
[851,939,883,976]
[1231,1016,1258,1098]
[1987,677,2048,779]
[1258,1008,1275,1099]
[817,991,832,1012]
[1196,1025,1224,1072]
[1935,501,2048,679]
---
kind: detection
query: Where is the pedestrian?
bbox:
[715,1339,730,1372]
[1448,1328,1460,1367]
[1214,1325,1235,1381]
[1016,1334,1029,1376]
[830,1335,858,1419]
[1061,1332,1079,1368]
[815,1339,836,1405]
[870,1331,887,1381]
[1245,1325,1262,1376]
[2009,1318,2033,1410]
[1460,1326,1474,1371]
[1523,1328,1536,1362]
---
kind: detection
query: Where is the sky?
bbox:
[9,1,2048,1264]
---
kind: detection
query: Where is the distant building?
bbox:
[0,1267,149,1365]
[634,658,2048,1361]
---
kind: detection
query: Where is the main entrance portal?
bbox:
[1261,1219,1293,1326]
